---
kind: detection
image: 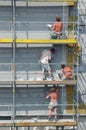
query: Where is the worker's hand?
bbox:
[46,92,49,99]
[51,54,55,58]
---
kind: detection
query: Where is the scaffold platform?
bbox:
[0,119,77,127]
[0,80,76,85]
[0,38,77,44]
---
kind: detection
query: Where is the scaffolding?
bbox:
[0,0,85,130]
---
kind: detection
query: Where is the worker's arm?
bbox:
[55,86,58,93]
[46,93,50,99]
[55,86,58,99]
[51,23,56,31]
[39,51,43,60]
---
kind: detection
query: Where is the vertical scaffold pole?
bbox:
[76,52,79,130]
[76,1,80,129]
[63,2,64,38]
[12,0,16,129]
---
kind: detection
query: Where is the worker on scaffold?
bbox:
[38,48,55,80]
[46,85,58,121]
[47,17,63,39]
[61,64,73,80]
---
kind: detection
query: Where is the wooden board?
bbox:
[0,120,77,127]
[0,80,76,85]
[15,80,76,85]
[15,121,77,127]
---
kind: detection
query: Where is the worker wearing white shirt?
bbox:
[39,48,55,80]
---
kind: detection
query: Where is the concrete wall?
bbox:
[0,45,66,116]
[0,6,69,39]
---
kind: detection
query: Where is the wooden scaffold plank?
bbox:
[15,80,76,85]
[15,120,77,127]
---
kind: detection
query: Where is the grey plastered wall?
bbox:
[0,86,65,116]
[15,86,63,116]
[0,45,66,116]
[0,3,68,116]
[15,45,66,80]
[0,5,69,39]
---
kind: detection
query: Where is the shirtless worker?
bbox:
[46,86,58,121]
[50,17,63,39]
[61,64,73,79]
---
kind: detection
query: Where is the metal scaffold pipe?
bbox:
[12,0,16,129]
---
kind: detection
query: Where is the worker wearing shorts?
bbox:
[46,86,58,121]
[39,48,55,80]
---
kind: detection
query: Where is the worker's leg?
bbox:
[48,108,52,118]
[48,70,52,77]
[47,64,52,78]
[42,68,45,75]
[50,31,57,39]
[48,102,53,121]
[48,108,52,121]
[54,107,57,119]
[41,67,45,80]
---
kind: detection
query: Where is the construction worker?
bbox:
[50,17,63,39]
[46,85,58,121]
[39,48,55,80]
[61,64,73,79]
